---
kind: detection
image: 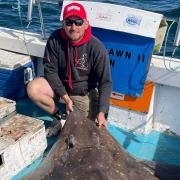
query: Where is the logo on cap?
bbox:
[67,5,80,11]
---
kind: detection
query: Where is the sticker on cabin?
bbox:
[124,14,142,28]
[95,13,112,22]
[111,92,125,100]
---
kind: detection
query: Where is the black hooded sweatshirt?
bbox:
[43,28,112,113]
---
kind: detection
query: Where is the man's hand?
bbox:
[66,100,73,114]
[97,112,107,128]
[62,94,73,114]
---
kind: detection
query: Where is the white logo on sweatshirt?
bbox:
[77,53,88,71]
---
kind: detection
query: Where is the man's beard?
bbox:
[68,31,83,42]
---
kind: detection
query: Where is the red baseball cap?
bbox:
[63,2,87,20]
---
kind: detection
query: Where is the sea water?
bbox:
[0,0,180,58]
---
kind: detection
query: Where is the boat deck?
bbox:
[10,96,180,179]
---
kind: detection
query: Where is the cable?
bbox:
[163,20,180,72]
[163,20,175,71]
[168,46,180,71]
[13,0,31,56]
[37,0,46,39]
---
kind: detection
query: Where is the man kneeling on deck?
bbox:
[27,2,112,137]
